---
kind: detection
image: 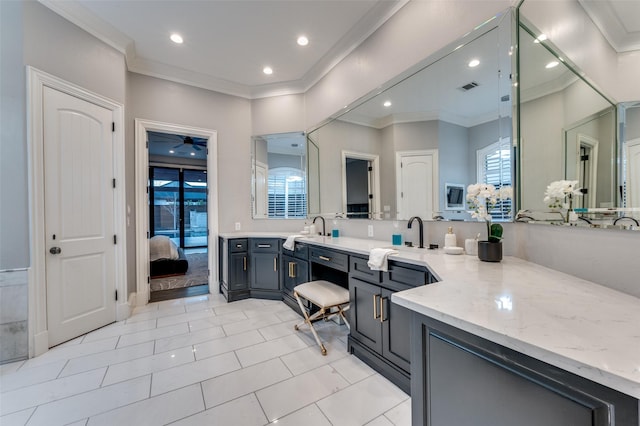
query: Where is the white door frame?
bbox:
[341,151,380,218]
[27,67,127,357]
[576,133,599,208]
[135,119,218,305]
[625,138,640,212]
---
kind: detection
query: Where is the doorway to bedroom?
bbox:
[147,132,210,302]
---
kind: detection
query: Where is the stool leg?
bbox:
[294,291,328,356]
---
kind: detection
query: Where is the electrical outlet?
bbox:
[235,222,241,231]
[367,225,374,237]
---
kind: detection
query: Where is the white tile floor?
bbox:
[0,293,410,426]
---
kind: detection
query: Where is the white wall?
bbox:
[251,94,305,135]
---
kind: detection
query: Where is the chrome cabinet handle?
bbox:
[243,256,247,271]
[380,297,386,323]
[273,257,277,271]
[288,262,296,278]
[50,247,62,255]
[258,244,271,248]
[319,255,331,262]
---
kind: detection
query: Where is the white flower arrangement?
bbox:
[466,183,513,220]
[466,183,513,242]
[543,180,582,210]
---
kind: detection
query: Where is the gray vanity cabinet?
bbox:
[348,256,431,394]
[411,314,639,426]
[219,238,249,302]
[281,242,310,312]
[249,238,281,298]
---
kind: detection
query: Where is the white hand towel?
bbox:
[367,248,399,272]
[283,235,304,251]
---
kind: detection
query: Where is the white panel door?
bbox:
[397,151,438,220]
[627,139,640,216]
[44,86,116,346]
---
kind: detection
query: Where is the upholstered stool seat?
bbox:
[293,280,350,355]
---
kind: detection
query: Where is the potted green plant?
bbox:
[466,183,512,262]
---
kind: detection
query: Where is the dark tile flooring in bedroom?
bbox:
[0,293,411,425]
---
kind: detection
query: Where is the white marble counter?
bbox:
[218,232,640,399]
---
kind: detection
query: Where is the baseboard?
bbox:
[116,292,136,321]
[34,330,49,357]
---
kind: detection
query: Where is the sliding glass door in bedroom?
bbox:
[149,166,208,249]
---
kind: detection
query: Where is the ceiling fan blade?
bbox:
[172,143,183,149]
[192,145,201,151]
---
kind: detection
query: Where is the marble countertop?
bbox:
[218,232,640,398]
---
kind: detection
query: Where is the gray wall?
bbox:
[129,73,252,235]
[1,0,28,269]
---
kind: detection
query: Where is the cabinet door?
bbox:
[349,278,382,354]
[251,252,280,290]
[282,255,309,295]
[381,288,411,373]
[229,252,248,291]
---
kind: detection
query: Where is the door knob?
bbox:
[49,247,62,255]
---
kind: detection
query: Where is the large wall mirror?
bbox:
[306,10,514,221]
[251,132,308,219]
[517,1,639,229]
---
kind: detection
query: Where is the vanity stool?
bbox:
[293,280,350,355]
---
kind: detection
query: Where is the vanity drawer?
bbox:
[229,239,248,253]
[350,256,382,283]
[250,238,280,253]
[310,247,349,273]
[383,262,427,291]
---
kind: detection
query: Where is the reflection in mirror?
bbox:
[252,132,307,219]
[307,135,320,216]
[517,20,618,222]
[620,102,640,222]
[307,14,513,222]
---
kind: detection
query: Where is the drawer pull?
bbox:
[274,257,277,271]
[258,244,271,248]
[373,295,380,319]
[319,255,331,262]
[236,244,243,248]
[288,262,296,278]
[243,256,247,271]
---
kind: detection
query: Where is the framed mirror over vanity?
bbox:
[252,10,515,226]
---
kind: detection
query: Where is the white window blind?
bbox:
[477,138,512,221]
[268,168,307,218]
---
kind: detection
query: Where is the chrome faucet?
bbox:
[407,216,424,248]
[312,216,326,236]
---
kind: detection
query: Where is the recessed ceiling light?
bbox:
[169,150,174,154]
[170,33,183,44]
[263,66,273,75]
[383,100,392,107]
[534,34,547,44]
[190,152,195,156]
[297,36,309,46]
[545,61,559,69]
[468,59,480,68]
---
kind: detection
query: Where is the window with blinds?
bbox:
[268,167,307,218]
[477,138,512,221]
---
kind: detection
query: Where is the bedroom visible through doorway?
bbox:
[148,132,209,302]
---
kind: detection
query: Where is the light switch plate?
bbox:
[368,225,374,237]
[235,222,241,230]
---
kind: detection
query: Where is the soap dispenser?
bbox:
[444,226,457,248]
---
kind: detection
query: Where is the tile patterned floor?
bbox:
[0,293,410,425]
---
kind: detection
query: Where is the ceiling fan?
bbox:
[172,135,206,151]
[147,131,207,152]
